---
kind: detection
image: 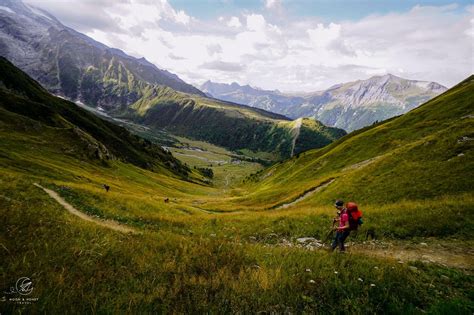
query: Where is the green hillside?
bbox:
[237,75,474,209]
[207,75,474,242]
[0,57,191,177]
[121,86,346,159]
[1,58,472,313]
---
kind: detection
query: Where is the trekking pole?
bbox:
[322,228,335,244]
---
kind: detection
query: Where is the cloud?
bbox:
[24,0,128,33]
[207,44,223,56]
[307,23,341,48]
[25,0,474,91]
[174,10,190,25]
[200,61,246,72]
[265,0,282,10]
[169,53,186,60]
[246,14,266,31]
[227,16,241,28]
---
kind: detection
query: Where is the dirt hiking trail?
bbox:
[34,183,137,234]
[269,237,473,272]
[354,243,473,271]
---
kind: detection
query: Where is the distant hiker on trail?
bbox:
[331,200,350,252]
[102,184,110,192]
[331,200,363,252]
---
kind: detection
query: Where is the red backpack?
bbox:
[346,202,363,230]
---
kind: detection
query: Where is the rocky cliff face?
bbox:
[0,0,204,111]
[201,75,447,131]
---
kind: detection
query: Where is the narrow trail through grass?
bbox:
[33,183,138,234]
[355,244,473,271]
[273,179,335,210]
[270,238,473,271]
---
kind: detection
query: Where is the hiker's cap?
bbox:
[335,200,344,207]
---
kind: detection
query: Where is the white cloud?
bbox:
[265,0,281,9]
[246,14,266,31]
[25,0,474,92]
[174,10,190,25]
[200,60,245,72]
[307,23,341,48]
[227,16,242,28]
[207,43,223,56]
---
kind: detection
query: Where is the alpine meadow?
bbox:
[0,0,473,314]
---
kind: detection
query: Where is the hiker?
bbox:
[331,200,364,251]
[331,200,350,252]
[102,184,110,192]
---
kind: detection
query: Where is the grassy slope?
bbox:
[1,65,473,313]
[0,57,192,177]
[2,132,472,314]
[233,75,474,209]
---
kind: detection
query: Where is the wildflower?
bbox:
[309,279,316,284]
[334,271,338,274]
[374,266,379,269]
[358,278,363,282]
[370,284,376,287]
[305,268,311,272]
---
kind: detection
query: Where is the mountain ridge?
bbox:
[200,74,447,131]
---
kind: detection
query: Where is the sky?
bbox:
[24,0,474,92]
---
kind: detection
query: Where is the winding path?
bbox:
[274,179,335,210]
[34,183,137,234]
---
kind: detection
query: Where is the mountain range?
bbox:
[201,75,447,131]
[0,0,345,159]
